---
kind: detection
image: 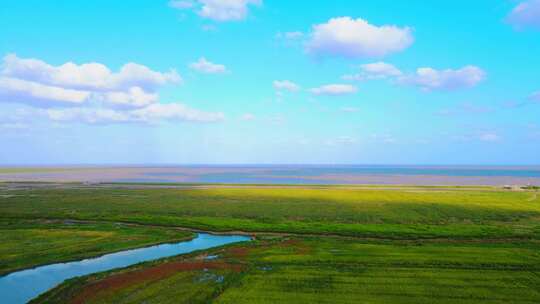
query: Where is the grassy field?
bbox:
[1,184,540,303]
[33,236,540,304]
[1,186,539,239]
[0,219,193,276]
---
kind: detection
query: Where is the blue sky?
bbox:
[1,0,539,165]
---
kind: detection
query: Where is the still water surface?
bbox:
[0,233,250,304]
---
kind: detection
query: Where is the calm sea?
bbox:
[118,165,540,184]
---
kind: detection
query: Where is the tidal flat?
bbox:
[1,165,540,185]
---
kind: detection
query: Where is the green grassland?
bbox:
[33,236,540,304]
[1,186,539,239]
[0,219,193,276]
[2,184,540,303]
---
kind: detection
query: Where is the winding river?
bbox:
[0,233,251,304]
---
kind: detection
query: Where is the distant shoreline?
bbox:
[1,165,540,186]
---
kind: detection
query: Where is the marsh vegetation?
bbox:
[1,184,539,303]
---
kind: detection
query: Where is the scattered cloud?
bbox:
[46,108,131,124]
[273,80,300,92]
[306,17,413,59]
[343,61,402,81]
[0,54,180,108]
[343,63,485,92]
[297,138,311,145]
[361,62,402,78]
[478,132,501,142]
[400,66,486,91]
[415,138,430,144]
[371,134,396,143]
[283,31,303,40]
[526,124,540,139]
[0,77,90,106]
[189,57,227,74]
[267,115,285,125]
[0,54,223,125]
[2,54,180,92]
[130,103,224,123]
[169,0,195,9]
[502,91,540,108]
[436,102,494,116]
[97,87,158,108]
[340,106,360,113]
[276,31,304,40]
[530,91,540,102]
[0,122,29,131]
[507,0,540,30]
[46,103,224,124]
[310,84,357,96]
[326,136,358,146]
[241,113,256,121]
[501,100,522,108]
[201,24,218,32]
[335,136,357,145]
[453,131,502,143]
[170,0,262,22]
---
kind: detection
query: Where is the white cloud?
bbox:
[297,138,311,145]
[0,122,29,131]
[325,136,358,146]
[171,0,261,22]
[503,91,540,108]
[241,113,256,121]
[0,77,90,106]
[0,54,181,108]
[530,91,540,102]
[98,87,158,108]
[436,102,493,116]
[113,63,181,91]
[452,131,502,143]
[131,103,224,123]
[343,63,486,92]
[371,134,396,143]
[189,57,227,74]
[478,132,501,142]
[199,0,261,21]
[401,66,486,91]
[340,106,360,113]
[273,80,300,92]
[335,136,357,144]
[201,24,218,32]
[169,0,195,9]
[343,62,402,81]
[2,54,180,92]
[361,62,402,78]
[341,74,363,81]
[46,108,131,124]
[47,103,224,124]
[306,17,413,59]
[310,84,357,96]
[268,115,285,125]
[276,31,304,40]
[284,31,303,39]
[507,0,540,30]
[0,54,224,125]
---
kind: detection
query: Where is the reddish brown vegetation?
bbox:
[70,261,242,304]
[226,247,250,258]
[279,239,311,254]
